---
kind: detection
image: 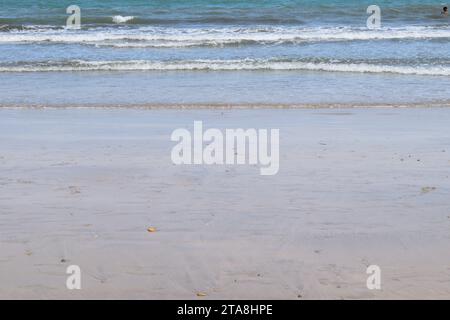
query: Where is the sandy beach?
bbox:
[0,107,449,299]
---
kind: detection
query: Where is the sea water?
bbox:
[0,0,449,106]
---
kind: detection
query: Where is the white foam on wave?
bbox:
[1,26,450,47]
[112,15,135,24]
[1,59,450,76]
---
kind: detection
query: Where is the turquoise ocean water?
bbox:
[0,0,449,106]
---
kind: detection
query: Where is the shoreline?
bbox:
[2,102,450,109]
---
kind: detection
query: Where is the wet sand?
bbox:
[0,107,449,299]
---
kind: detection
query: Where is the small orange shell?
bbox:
[147,227,157,233]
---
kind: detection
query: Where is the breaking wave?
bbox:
[1,25,450,47]
[2,58,450,76]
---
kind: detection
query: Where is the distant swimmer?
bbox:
[442,6,448,15]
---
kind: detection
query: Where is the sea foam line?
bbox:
[1,59,450,76]
[1,26,450,47]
